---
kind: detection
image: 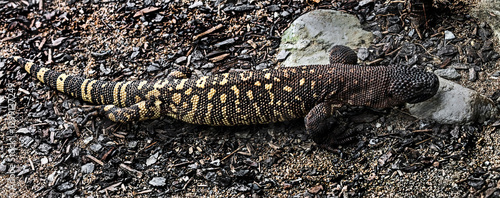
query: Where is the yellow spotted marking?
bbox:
[219,73,229,85]
[311,81,316,90]
[309,69,315,73]
[254,81,261,86]
[184,87,193,95]
[108,113,116,122]
[207,88,216,100]
[196,77,208,88]
[172,93,182,104]
[269,92,274,104]
[220,94,227,104]
[120,81,132,107]
[264,73,271,80]
[153,100,162,118]
[182,102,188,109]
[56,74,68,92]
[24,62,34,74]
[301,103,307,113]
[283,102,289,106]
[104,105,114,111]
[283,86,292,92]
[205,103,214,124]
[111,81,122,105]
[153,79,169,89]
[145,89,160,99]
[83,80,97,103]
[176,79,188,90]
[273,77,280,82]
[295,95,302,101]
[274,109,285,122]
[138,81,148,90]
[170,103,178,113]
[235,99,240,105]
[283,70,290,78]
[230,85,240,98]
[137,101,148,120]
[221,106,230,125]
[36,68,49,83]
[276,100,282,106]
[246,90,254,100]
[135,95,142,103]
[265,83,273,90]
[299,78,305,86]
[184,95,200,123]
[239,72,252,81]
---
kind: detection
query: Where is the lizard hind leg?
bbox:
[99,100,163,123]
[328,45,358,65]
[305,102,356,150]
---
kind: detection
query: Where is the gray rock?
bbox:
[434,68,461,80]
[357,47,369,61]
[149,177,166,186]
[444,30,455,40]
[472,0,500,42]
[408,77,497,124]
[81,163,95,174]
[279,10,373,67]
[146,152,159,166]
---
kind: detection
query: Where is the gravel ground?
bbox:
[1,0,500,197]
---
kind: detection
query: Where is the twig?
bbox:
[85,154,104,166]
[222,145,244,161]
[193,24,223,40]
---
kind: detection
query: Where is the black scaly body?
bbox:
[11,46,439,145]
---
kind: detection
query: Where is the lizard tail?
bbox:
[11,56,150,107]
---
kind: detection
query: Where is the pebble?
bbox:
[357,47,369,61]
[149,177,166,187]
[444,30,455,40]
[81,163,95,174]
[434,68,461,80]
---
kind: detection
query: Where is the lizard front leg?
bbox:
[305,102,355,148]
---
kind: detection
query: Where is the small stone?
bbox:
[81,163,95,174]
[146,152,159,166]
[388,24,401,33]
[19,136,34,148]
[89,143,102,152]
[189,1,203,9]
[444,30,455,40]
[175,56,187,64]
[149,177,166,187]
[469,68,477,81]
[434,68,461,80]
[57,182,75,192]
[41,157,49,165]
[357,48,369,61]
[127,141,138,149]
[267,5,280,12]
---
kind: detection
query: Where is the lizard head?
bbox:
[388,66,439,104]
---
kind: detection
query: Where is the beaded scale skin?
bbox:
[11,45,439,145]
